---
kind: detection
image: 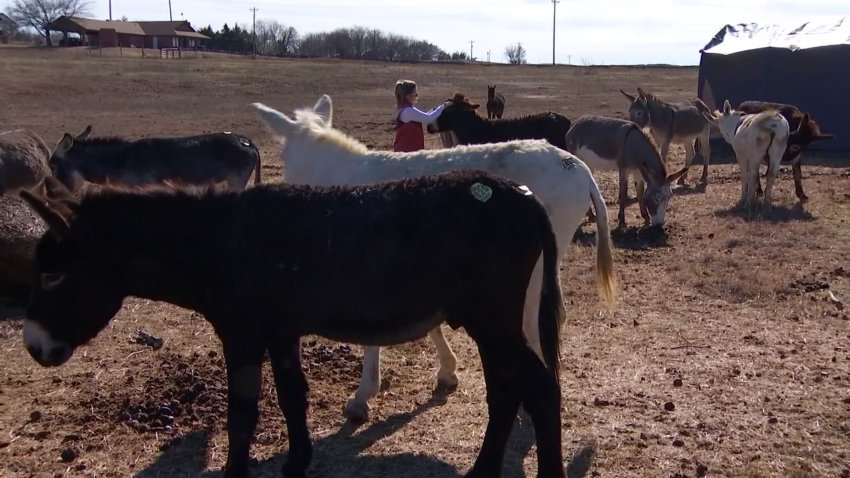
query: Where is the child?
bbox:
[393,79,448,152]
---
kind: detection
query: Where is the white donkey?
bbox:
[254,95,617,420]
[703,100,790,207]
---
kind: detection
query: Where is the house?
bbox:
[698,18,850,152]
[46,16,210,49]
[0,12,18,39]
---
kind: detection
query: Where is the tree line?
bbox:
[4,0,527,63]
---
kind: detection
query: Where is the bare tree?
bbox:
[255,19,299,56]
[504,42,527,65]
[8,0,92,46]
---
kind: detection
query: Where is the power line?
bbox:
[250,7,258,57]
[552,0,559,65]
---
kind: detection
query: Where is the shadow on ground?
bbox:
[136,401,598,477]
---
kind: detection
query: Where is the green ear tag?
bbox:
[470,182,493,202]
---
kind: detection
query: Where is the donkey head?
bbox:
[642,167,689,226]
[19,177,127,367]
[784,114,834,163]
[621,89,651,128]
[425,93,480,134]
[487,85,496,100]
[701,99,740,144]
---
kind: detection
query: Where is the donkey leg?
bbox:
[467,339,565,478]
[792,160,808,202]
[634,177,649,225]
[617,169,629,228]
[699,132,711,183]
[429,326,459,390]
[680,140,696,185]
[464,343,523,478]
[269,339,312,478]
[515,346,564,478]
[345,346,381,420]
[222,341,265,478]
[764,157,779,208]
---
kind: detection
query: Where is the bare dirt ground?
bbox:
[1,47,849,478]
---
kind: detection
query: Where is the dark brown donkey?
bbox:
[20,170,567,478]
[49,126,261,192]
[487,85,506,119]
[737,101,834,202]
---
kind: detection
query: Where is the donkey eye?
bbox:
[40,273,66,291]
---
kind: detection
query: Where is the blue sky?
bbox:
[3,0,846,64]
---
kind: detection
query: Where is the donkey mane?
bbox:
[291,109,369,154]
[74,136,130,146]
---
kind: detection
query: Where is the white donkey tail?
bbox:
[252,103,296,138]
[589,174,618,306]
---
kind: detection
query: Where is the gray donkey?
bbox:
[621,88,712,185]
[0,129,51,195]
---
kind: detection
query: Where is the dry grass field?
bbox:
[1,46,849,478]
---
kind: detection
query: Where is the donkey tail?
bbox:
[589,174,618,306]
[756,114,789,138]
[538,206,565,379]
[251,143,262,185]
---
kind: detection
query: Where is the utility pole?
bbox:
[108,0,112,20]
[552,0,559,65]
[469,40,474,61]
[250,7,258,57]
[487,50,491,62]
[168,0,173,21]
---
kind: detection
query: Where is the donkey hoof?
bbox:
[343,398,370,422]
[435,370,459,392]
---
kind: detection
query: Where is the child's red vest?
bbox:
[393,105,425,152]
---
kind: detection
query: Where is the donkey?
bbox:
[0,129,51,195]
[620,88,712,185]
[486,85,506,119]
[565,115,688,228]
[703,100,790,207]
[737,101,834,202]
[21,171,568,478]
[49,126,262,192]
[254,95,616,421]
[427,93,571,150]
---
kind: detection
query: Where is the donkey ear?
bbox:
[19,184,75,239]
[723,100,732,114]
[620,89,636,102]
[252,102,298,138]
[56,133,74,154]
[702,112,718,125]
[666,166,689,184]
[43,176,75,202]
[796,114,811,133]
[76,125,92,140]
[313,94,333,125]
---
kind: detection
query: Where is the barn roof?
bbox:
[701,17,850,55]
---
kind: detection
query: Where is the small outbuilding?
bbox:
[698,18,849,151]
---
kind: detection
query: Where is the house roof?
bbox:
[701,17,850,55]
[1,12,19,27]
[47,16,209,39]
